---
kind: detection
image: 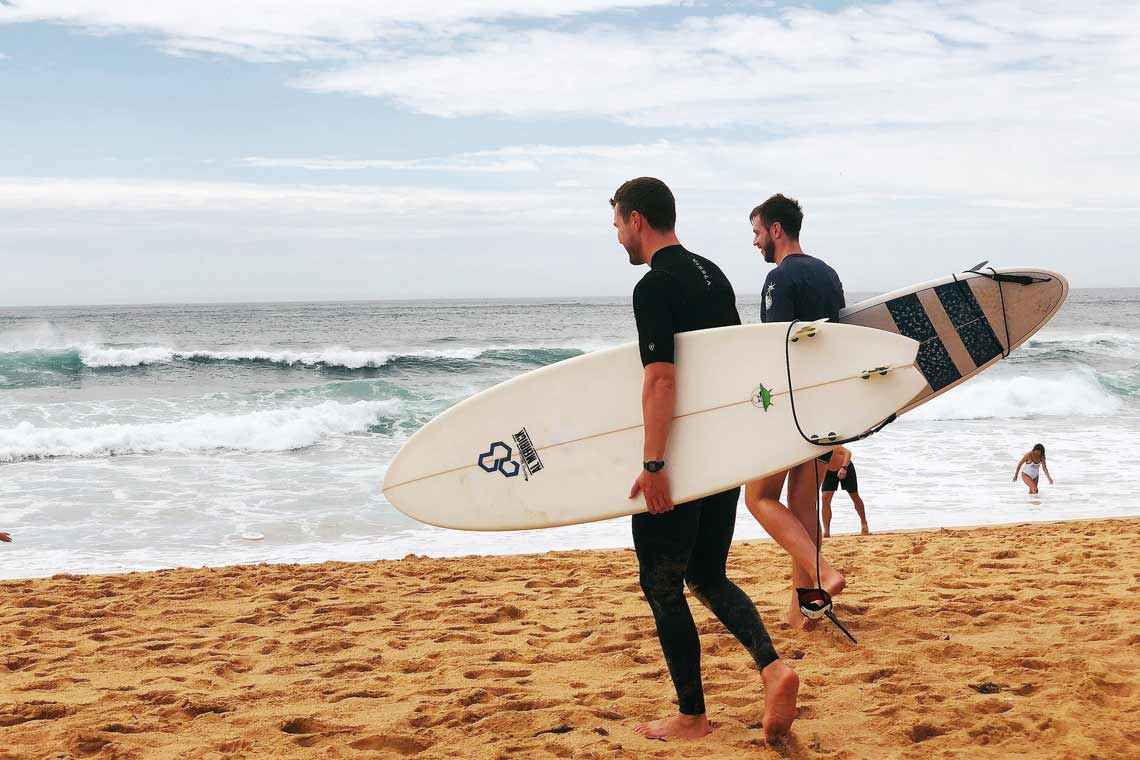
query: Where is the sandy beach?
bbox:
[2,518,1137,759]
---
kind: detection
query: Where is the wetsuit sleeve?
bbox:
[762,269,797,323]
[633,274,675,365]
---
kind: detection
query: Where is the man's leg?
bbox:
[685,488,798,740]
[849,492,869,534]
[787,459,833,628]
[745,470,844,629]
[631,503,711,740]
[821,490,835,538]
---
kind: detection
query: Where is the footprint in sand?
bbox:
[350,735,432,755]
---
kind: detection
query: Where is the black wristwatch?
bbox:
[643,460,666,473]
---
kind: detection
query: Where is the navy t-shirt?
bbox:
[760,253,845,323]
[632,245,741,366]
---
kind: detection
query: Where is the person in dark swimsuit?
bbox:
[821,445,869,536]
[613,177,799,742]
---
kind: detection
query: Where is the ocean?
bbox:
[1,289,1137,580]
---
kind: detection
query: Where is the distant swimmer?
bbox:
[1014,443,1053,495]
[0,532,11,542]
[820,446,869,537]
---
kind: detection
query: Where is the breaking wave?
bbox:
[0,400,400,463]
[909,369,1128,421]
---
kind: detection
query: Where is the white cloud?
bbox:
[0,177,547,215]
[0,1,673,61]
[239,155,539,173]
[296,1,1140,131]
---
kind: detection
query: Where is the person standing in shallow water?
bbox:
[613,177,799,743]
[1014,443,1053,494]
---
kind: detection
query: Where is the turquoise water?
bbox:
[1,289,1137,578]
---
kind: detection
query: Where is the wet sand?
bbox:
[2,518,1138,758]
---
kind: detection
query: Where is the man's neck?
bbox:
[774,243,805,266]
[644,233,682,265]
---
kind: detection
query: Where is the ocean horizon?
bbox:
[2,287,1138,580]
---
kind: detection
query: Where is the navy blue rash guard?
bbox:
[760,253,845,324]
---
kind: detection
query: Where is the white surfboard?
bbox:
[383,322,926,531]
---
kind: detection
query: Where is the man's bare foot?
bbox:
[786,591,817,630]
[633,713,712,741]
[761,660,799,741]
[860,523,870,535]
[822,569,846,598]
[823,529,830,538]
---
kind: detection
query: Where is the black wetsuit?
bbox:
[631,244,779,716]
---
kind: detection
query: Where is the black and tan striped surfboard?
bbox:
[839,266,1069,414]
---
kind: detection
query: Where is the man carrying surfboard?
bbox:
[612,177,799,742]
[744,194,849,630]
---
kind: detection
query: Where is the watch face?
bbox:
[644,460,664,472]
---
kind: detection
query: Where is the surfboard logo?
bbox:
[512,427,544,476]
[477,441,520,478]
[751,383,774,412]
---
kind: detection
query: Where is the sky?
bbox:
[2,0,1139,306]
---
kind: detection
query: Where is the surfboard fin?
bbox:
[860,365,894,380]
[788,318,828,343]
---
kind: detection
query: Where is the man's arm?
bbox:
[630,275,676,514]
[630,362,676,514]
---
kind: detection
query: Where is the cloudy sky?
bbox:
[2,0,1138,306]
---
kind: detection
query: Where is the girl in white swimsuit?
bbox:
[1014,443,1054,495]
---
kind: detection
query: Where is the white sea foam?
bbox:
[0,399,399,462]
[909,370,1123,421]
[79,345,176,367]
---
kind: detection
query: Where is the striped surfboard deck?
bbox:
[839,266,1068,413]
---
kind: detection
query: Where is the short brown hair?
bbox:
[750,194,803,240]
[610,177,676,232]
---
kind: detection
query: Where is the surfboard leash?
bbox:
[962,262,1053,360]
[782,321,899,450]
[783,319,861,645]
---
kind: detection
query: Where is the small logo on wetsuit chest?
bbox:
[765,283,776,312]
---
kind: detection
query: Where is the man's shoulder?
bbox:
[800,254,839,276]
[633,269,672,301]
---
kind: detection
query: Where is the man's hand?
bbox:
[837,467,848,480]
[630,469,674,514]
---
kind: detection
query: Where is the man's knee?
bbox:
[684,573,726,607]
[640,563,687,610]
